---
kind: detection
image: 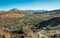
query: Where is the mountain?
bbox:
[8,8,48,14]
[43,9,60,14]
[1,8,60,14]
[32,9,60,31]
[22,10,47,13]
[9,8,21,13]
[9,8,20,11]
[9,9,60,14]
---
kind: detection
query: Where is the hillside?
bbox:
[0,13,25,18]
[0,9,60,38]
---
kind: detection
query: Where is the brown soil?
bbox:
[0,26,11,38]
[0,13,25,18]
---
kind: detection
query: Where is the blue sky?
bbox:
[0,0,60,10]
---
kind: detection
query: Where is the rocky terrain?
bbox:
[0,9,60,38]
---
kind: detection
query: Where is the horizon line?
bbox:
[0,8,60,11]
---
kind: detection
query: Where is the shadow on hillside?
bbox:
[34,17,60,29]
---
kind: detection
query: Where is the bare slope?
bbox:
[0,13,25,18]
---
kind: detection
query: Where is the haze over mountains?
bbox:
[0,8,47,13]
[1,8,60,14]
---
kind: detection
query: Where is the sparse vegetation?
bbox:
[0,9,60,38]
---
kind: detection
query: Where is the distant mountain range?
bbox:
[22,10,47,13]
[0,8,60,14]
[44,9,60,14]
[9,8,47,13]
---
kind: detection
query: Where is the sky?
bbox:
[0,0,60,10]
